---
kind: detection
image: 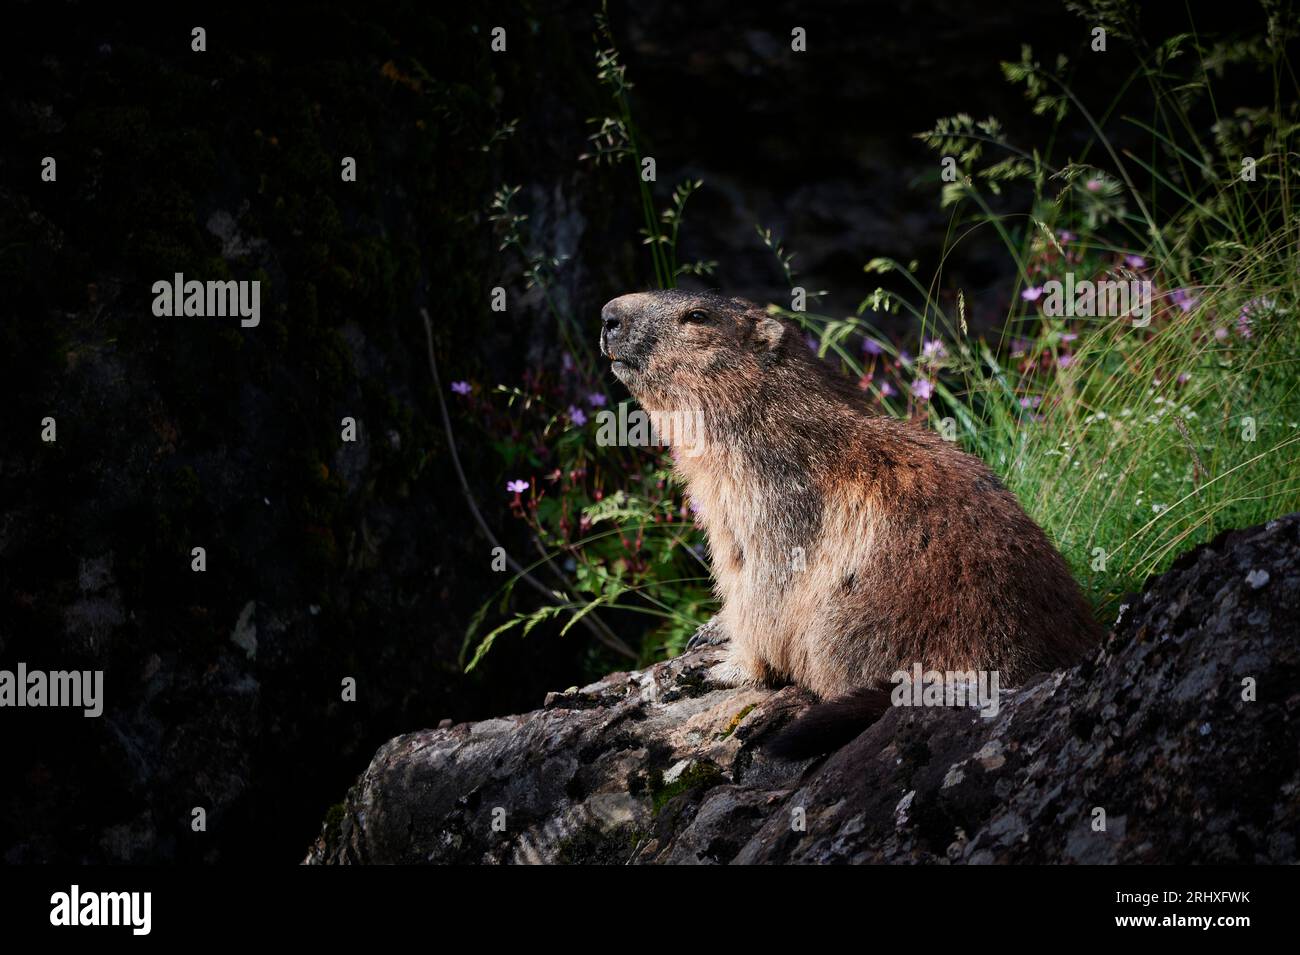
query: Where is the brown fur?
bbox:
[600,290,1102,700]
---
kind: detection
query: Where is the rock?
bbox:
[306,514,1300,864]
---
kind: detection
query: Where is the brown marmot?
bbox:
[599,290,1102,753]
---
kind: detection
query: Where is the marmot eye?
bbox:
[683,309,709,324]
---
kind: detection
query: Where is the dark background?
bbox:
[0,0,1264,862]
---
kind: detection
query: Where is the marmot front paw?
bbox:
[685,616,728,650]
[707,645,774,689]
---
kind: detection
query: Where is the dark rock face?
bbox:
[307,514,1300,864]
[0,1,631,864]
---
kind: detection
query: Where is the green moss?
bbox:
[648,760,723,815]
[721,704,757,738]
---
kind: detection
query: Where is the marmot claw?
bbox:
[686,617,728,650]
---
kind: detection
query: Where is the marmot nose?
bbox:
[600,297,635,356]
[601,299,629,335]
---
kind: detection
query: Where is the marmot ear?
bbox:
[754,314,786,352]
[754,315,786,370]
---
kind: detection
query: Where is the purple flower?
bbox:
[561,352,576,375]
[1086,179,1102,193]
[506,479,529,494]
[863,338,883,356]
[1237,297,1268,323]
[1019,395,1043,409]
[587,392,607,407]
[1214,327,1229,341]
[1170,288,1198,313]
[1177,372,1190,385]
[922,338,946,360]
[805,333,819,352]
[1012,338,1032,355]
[911,378,934,401]
[568,405,587,427]
[1061,332,1078,342]
[450,380,472,395]
[1124,254,1147,269]
[1235,297,1270,338]
[1057,354,1075,369]
[1238,295,1272,328]
[1021,286,1044,302]
[879,382,896,397]
[1058,230,1077,243]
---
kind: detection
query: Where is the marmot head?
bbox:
[599,291,790,411]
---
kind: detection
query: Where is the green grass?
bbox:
[996,270,1298,613]
[910,258,1296,617]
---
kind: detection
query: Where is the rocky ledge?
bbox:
[305,514,1300,864]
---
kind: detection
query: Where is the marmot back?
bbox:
[599,290,1102,736]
